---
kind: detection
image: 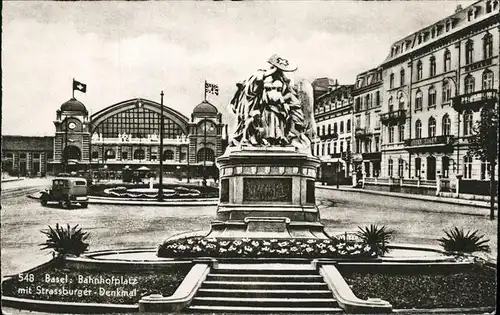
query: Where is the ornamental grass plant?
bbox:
[438,227,490,253]
[39,224,90,258]
[355,224,394,256]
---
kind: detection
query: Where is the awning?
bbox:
[137,166,150,171]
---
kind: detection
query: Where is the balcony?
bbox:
[352,153,363,162]
[380,109,406,125]
[463,57,493,73]
[404,135,454,152]
[452,89,498,113]
[354,127,372,138]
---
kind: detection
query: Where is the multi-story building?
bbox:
[352,67,384,178]
[312,84,354,184]
[377,0,498,189]
[311,77,337,100]
[2,97,228,179]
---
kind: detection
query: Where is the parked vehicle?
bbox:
[40,177,89,208]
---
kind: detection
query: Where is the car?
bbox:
[40,177,89,208]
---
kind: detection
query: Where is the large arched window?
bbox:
[482,70,494,90]
[429,56,436,76]
[163,150,174,161]
[463,111,473,136]
[442,114,451,136]
[93,105,185,139]
[63,146,81,161]
[415,90,423,110]
[483,33,493,59]
[443,49,451,72]
[428,86,436,107]
[428,117,436,137]
[464,75,475,94]
[465,40,474,65]
[197,148,215,162]
[442,79,452,102]
[416,60,423,80]
[415,120,422,139]
[133,149,145,160]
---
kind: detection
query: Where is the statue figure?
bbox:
[229,54,314,151]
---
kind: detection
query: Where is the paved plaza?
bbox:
[1,181,497,277]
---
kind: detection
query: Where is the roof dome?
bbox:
[193,101,217,115]
[60,98,87,113]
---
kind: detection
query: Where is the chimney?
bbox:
[455,4,462,12]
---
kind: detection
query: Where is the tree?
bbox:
[468,107,498,220]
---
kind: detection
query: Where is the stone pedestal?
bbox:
[206,146,329,239]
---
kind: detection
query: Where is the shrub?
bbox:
[39,224,90,258]
[438,227,490,253]
[355,224,394,256]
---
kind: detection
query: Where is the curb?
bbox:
[317,185,497,211]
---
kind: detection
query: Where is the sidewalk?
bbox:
[1,177,52,191]
[317,184,498,211]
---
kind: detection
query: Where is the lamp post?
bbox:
[202,121,215,187]
[158,91,164,201]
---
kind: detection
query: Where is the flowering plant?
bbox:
[157,237,376,258]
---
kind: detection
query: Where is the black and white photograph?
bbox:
[1,1,498,314]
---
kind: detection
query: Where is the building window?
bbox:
[340,121,345,133]
[428,86,436,107]
[374,136,380,152]
[481,158,491,180]
[327,142,331,155]
[121,151,128,160]
[388,126,395,143]
[398,93,405,110]
[317,126,320,136]
[375,91,381,106]
[355,97,361,112]
[442,79,452,102]
[163,149,174,161]
[133,149,145,160]
[316,144,320,156]
[428,117,436,137]
[442,114,451,136]
[463,155,473,179]
[388,97,394,112]
[483,33,493,59]
[388,159,393,177]
[20,153,26,159]
[347,119,351,132]
[322,125,326,136]
[398,124,405,142]
[415,120,422,139]
[105,149,116,160]
[400,69,405,86]
[429,56,436,76]
[333,142,337,154]
[444,49,451,72]
[328,124,332,135]
[196,148,215,162]
[92,151,99,159]
[416,61,423,80]
[389,73,395,89]
[464,75,475,94]
[398,158,404,178]
[415,157,421,177]
[33,153,40,159]
[333,123,338,135]
[463,111,473,136]
[365,94,370,109]
[340,141,344,152]
[442,156,450,178]
[415,90,423,110]
[465,40,474,65]
[482,70,494,90]
[486,0,492,12]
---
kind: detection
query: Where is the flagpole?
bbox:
[204,80,207,102]
[72,78,75,99]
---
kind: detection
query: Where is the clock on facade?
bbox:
[68,122,77,130]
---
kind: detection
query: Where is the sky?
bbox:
[2,1,473,136]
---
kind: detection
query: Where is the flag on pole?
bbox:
[73,79,87,93]
[205,82,219,96]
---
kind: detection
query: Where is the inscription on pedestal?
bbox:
[243,178,292,202]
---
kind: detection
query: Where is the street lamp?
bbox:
[202,120,214,187]
[158,91,164,201]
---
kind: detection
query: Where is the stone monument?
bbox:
[206,54,328,239]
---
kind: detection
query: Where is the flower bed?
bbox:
[88,183,218,199]
[340,264,496,309]
[157,237,376,259]
[2,265,192,304]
